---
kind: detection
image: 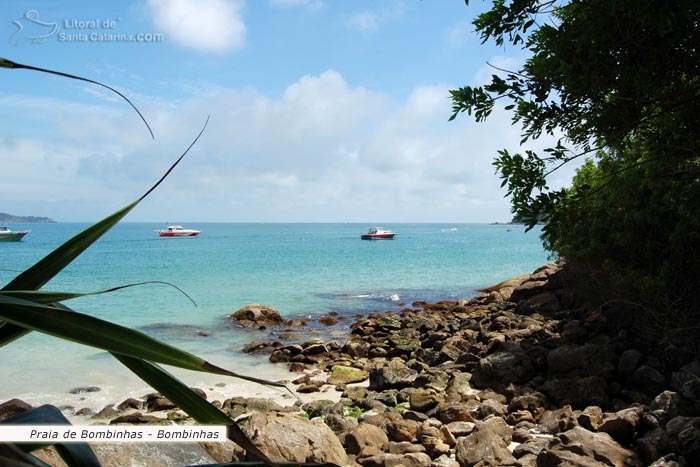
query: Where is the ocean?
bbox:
[0,222,550,413]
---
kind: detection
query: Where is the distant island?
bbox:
[0,213,56,223]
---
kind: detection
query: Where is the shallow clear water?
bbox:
[0,222,549,410]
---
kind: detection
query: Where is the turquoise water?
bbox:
[0,222,549,410]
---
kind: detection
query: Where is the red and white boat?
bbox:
[361,227,396,240]
[155,225,201,237]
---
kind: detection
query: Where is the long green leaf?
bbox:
[112,354,274,466]
[0,57,154,139]
[0,118,209,347]
[0,295,291,391]
[0,281,196,307]
[0,445,52,467]
[0,405,100,467]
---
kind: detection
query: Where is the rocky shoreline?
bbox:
[3,261,699,467]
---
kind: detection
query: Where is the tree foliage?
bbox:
[452,0,700,347]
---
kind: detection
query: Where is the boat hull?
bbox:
[157,231,200,237]
[0,231,30,242]
[361,233,396,240]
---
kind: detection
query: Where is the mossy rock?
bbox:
[329,366,369,385]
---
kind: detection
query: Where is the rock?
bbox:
[324,412,359,438]
[670,360,700,391]
[146,396,176,412]
[409,389,443,412]
[69,386,101,394]
[221,397,287,419]
[0,399,32,420]
[455,427,518,467]
[630,364,667,395]
[539,376,609,409]
[598,406,643,445]
[541,426,639,467]
[510,279,549,303]
[578,405,604,431]
[230,304,285,327]
[445,421,476,438]
[508,391,549,416]
[617,349,644,378]
[116,398,143,412]
[346,422,390,455]
[93,405,121,420]
[479,398,507,419]
[110,412,162,424]
[242,412,347,465]
[471,342,535,391]
[269,344,303,363]
[418,424,451,458]
[547,344,589,375]
[666,416,700,460]
[538,405,576,434]
[319,316,338,325]
[476,417,513,444]
[445,372,473,402]
[635,428,670,466]
[437,402,476,424]
[647,454,687,467]
[328,365,369,385]
[369,359,418,390]
[242,340,281,354]
[387,419,419,442]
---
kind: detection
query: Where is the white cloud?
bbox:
[3,68,573,222]
[346,4,405,33]
[147,0,246,53]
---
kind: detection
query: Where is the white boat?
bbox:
[361,227,396,240]
[0,226,30,242]
[155,225,201,237]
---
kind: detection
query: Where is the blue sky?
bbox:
[1,0,574,223]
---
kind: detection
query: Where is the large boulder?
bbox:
[538,426,639,467]
[369,359,418,390]
[470,342,535,391]
[455,427,518,467]
[346,422,390,455]
[241,412,347,465]
[230,304,285,327]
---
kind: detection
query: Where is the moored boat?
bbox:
[155,225,201,237]
[0,226,30,242]
[361,227,396,240]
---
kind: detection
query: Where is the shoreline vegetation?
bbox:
[3,260,698,466]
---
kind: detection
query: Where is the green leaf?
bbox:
[0,295,291,392]
[0,57,153,139]
[112,354,275,466]
[0,405,100,467]
[0,446,53,467]
[0,119,209,347]
[0,281,196,307]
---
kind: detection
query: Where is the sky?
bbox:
[1,0,577,223]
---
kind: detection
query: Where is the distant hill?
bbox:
[0,213,56,223]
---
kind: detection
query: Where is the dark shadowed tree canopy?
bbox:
[452,0,700,351]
